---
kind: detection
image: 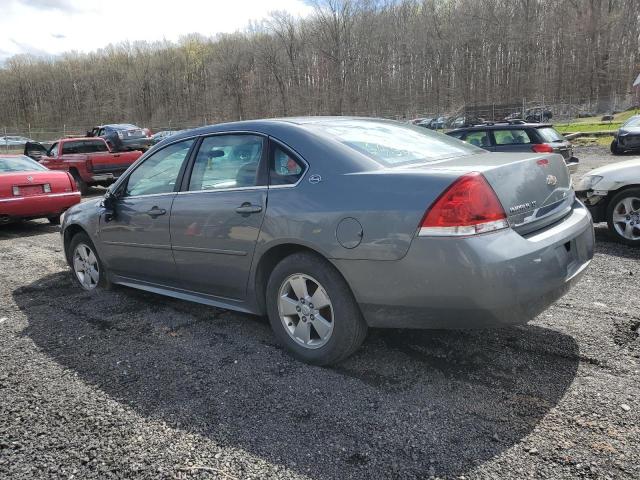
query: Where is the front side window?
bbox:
[493,129,532,145]
[270,145,305,185]
[125,139,194,196]
[623,116,640,128]
[188,135,264,191]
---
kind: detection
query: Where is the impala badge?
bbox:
[509,201,537,214]
[27,176,34,183]
[546,174,558,186]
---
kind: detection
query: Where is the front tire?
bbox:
[70,170,89,195]
[266,252,367,365]
[610,139,622,155]
[68,232,111,290]
[606,188,640,246]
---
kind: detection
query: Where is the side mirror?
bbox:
[101,187,119,210]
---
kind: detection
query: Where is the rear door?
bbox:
[170,133,267,300]
[98,138,195,286]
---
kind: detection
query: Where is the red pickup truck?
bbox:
[25,138,143,194]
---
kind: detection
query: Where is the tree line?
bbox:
[0,0,638,131]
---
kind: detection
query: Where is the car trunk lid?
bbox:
[0,171,74,197]
[404,152,573,234]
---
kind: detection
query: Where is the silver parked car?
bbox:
[61,118,594,365]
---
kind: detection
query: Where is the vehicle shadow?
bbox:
[0,220,59,238]
[15,272,580,479]
[594,224,640,259]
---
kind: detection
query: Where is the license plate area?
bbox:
[18,185,44,196]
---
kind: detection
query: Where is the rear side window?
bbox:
[536,127,565,143]
[270,145,305,186]
[464,131,491,148]
[62,140,108,154]
[493,129,532,145]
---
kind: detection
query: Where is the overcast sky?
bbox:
[0,0,312,62]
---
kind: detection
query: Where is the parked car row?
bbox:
[446,121,580,173]
[4,113,639,364]
[0,154,80,225]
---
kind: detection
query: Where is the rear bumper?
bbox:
[617,134,640,151]
[334,200,594,329]
[0,192,81,221]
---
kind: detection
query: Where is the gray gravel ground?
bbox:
[1,145,639,479]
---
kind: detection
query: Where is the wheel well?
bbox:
[62,224,88,263]
[254,244,330,314]
[603,184,640,211]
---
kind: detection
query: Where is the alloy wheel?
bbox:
[612,196,640,241]
[278,273,334,349]
[73,243,100,290]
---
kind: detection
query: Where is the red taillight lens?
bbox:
[532,143,553,153]
[85,159,93,173]
[419,172,509,236]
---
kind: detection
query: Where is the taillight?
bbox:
[12,186,20,196]
[419,172,509,236]
[532,143,553,153]
[43,183,51,193]
[85,159,93,173]
[66,172,77,192]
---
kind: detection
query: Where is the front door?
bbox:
[170,134,267,300]
[98,139,195,286]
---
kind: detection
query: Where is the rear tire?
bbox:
[70,170,89,195]
[67,232,111,290]
[266,252,367,365]
[610,139,622,155]
[606,188,640,246]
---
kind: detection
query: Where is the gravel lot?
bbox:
[1,145,639,479]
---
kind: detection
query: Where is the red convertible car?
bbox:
[0,155,81,225]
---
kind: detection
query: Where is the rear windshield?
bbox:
[623,116,640,128]
[308,119,481,165]
[62,140,109,154]
[112,124,139,131]
[536,127,565,143]
[0,155,48,172]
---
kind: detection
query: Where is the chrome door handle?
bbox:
[235,203,263,214]
[146,207,166,218]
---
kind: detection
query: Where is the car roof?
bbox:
[59,137,105,142]
[448,122,553,133]
[98,124,140,129]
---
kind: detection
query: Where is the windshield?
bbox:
[623,116,640,128]
[0,155,48,172]
[536,127,565,142]
[308,119,481,166]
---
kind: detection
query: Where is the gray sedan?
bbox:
[60,118,594,365]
